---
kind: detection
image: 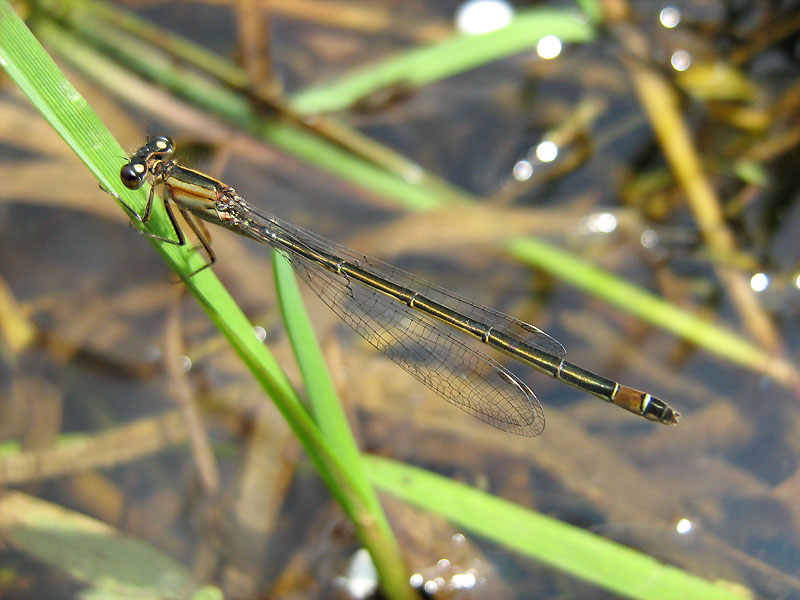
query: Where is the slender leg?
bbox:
[104,179,215,278]
[101,182,151,226]
[178,206,216,277]
[156,185,186,246]
[102,180,186,246]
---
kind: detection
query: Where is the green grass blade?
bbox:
[272,251,412,595]
[505,236,795,385]
[366,455,750,600]
[0,490,221,600]
[0,5,412,597]
[290,8,596,114]
[32,12,465,211]
[272,251,381,511]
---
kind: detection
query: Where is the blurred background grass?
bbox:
[1,0,799,598]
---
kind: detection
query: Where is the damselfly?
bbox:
[112,135,679,436]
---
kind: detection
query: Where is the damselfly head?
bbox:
[120,160,147,189]
[147,135,175,159]
[119,136,177,189]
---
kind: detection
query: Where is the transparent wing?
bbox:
[283,245,544,435]
[243,208,546,436]
[245,203,566,358]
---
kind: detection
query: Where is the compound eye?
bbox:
[120,162,146,189]
[148,135,175,159]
